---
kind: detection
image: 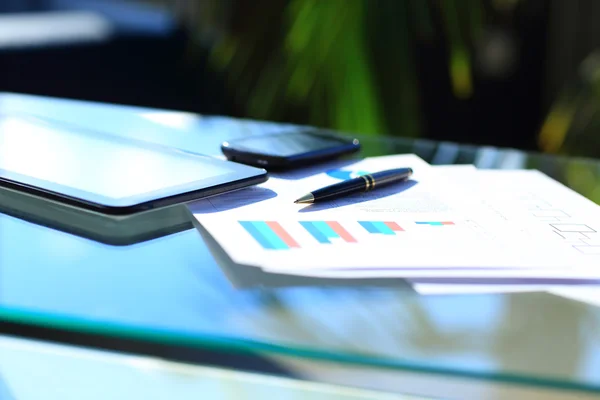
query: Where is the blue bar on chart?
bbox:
[300,221,357,244]
[239,221,300,250]
[359,221,404,235]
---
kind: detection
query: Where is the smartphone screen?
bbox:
[222,130,360,169]
[227,131,357,157]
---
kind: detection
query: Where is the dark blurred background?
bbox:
[1,0,599,157]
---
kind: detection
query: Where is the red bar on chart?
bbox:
[326,221,357,243]
[384,221,404,231]
[266,221,301,248]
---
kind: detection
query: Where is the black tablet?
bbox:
[0,114,268,215]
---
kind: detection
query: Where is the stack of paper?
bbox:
[188,154,600,303]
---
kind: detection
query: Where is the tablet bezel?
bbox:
[0,115,268,215]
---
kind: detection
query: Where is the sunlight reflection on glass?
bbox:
[0,116,224,199]
[140,112,202,130]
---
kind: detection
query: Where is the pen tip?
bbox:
[294,193,314,204]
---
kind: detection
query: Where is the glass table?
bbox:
[2,93,600,395]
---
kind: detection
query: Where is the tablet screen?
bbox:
[0,115,262,210]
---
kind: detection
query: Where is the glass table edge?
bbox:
[1,306,599,395]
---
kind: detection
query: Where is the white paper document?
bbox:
[190,155,435,215]
[190,154,600,280]
[407,168,600,298]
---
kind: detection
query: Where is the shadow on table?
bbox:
[189,187,277,213]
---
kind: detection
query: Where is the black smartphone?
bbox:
[221,130,361,169]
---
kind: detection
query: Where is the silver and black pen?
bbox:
[294,168,413,204]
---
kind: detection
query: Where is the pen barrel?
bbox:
[311,178,370,201]
[310,168,412,202]
[369,168,413,187]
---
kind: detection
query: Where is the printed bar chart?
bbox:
[416,221,455,226]
[300,221,357,244]
[239,221,300,250]
[359,221,404,235]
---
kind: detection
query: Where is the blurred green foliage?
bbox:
[539,51,600,158]
[538,51,600,203]
[179,0,495,137]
